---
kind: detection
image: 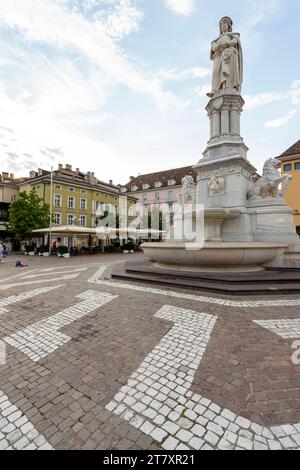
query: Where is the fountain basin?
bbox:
[142,242,287,273]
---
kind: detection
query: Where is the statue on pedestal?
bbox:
[210,16,243,96]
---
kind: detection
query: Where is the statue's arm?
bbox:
[210,40,218,59]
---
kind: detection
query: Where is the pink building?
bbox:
[122,166,197,213]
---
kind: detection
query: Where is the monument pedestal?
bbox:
[194,155,257,242]
[248,198,300,244]
[202,90,248,162]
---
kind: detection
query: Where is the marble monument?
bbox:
[142,17,299,272]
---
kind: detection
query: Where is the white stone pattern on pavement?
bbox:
[4,291,117,362]
[0,390,52,450]
[254,319,300,339]
[106,305,300,450]
[88,265,108,283]
[0,273,81,291]
[21,267,88,279]
[91,275,300,309]
[0,285,64,315]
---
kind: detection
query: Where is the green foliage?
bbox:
[57,245,69,255]
[24,243,36,253]
[8,187,51,239]
[37,244,49,254]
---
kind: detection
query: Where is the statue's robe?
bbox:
[210,32,243,95]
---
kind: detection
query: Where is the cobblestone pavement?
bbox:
[0,253,300,450]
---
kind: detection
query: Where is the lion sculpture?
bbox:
[248,158,292,200]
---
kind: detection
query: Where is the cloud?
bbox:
[244,81,300,110]
[265,109,297,128]
[159,67,210,82]
[195,84,211,98]
[0,0,189,179]
[239,0,281,61]
[244,92,289,110]
[96,0,143,40]
[0,0,180,109]
[164,0,195,17]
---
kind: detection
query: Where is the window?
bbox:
[154,192,160,201]
[54,213,61,225]
[80,215,86,227]
[142,184,150,190]
[67,214,75,226]
[284,164,292,172]
[131,186,138,192]
[68,196,75,208]
[168,191,173,201]
[168,179,176,186]
[68,187,75,192]
[81,189,87,194]
[295,163,300,170]
[80,198,87,210]
[54,194,62,207]
[54,184,62,190]
[143,194,147,202]
[154,182,162,188]
[168,203,173,211]
[11,195,17,202]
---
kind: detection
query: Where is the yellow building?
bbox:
[277,139,300,234]
[0,172,26,239]
[18,164,136,229]
[1,164,137,250]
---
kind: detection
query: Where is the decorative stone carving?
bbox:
[210,17,243,96]
[248,158,292,201]
[178,175,196,206]
[208,176,225,196]
[197,156,255,182]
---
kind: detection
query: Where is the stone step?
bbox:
[111,261,300,296]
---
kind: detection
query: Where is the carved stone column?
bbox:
[200,90,248,162]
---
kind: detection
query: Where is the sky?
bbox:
[0,0,299,185]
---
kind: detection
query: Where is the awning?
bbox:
[32,226,166,237]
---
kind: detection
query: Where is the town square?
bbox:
[0,0,300,456]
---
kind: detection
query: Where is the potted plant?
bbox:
[57,245,70,258]
[41,245,50,256]
[24,244,35,256]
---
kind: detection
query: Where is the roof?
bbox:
[123,166,197,192]
[21,166,137,200]
[277,140,300,160]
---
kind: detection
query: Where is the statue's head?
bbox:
[219,16,233,34]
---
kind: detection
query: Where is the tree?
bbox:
[8,187,51,239]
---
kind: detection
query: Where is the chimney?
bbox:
[109,179,113,185]
[58,164,63,170]
[9,173,14,180]
[38,168,43,176]
[129,176,135,182]
[65,164,72,171]
[76,168,80,174]
[30,170,36,179]
[2,172,9,179]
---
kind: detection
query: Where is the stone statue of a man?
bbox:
[210,17,243,96]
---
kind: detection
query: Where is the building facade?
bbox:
[0,172,26,242]
[277,139,300,234]
[0,165,137,250]
[121,166,197,213]
[18,164,136,229]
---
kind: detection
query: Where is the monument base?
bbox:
[111,260,300,296]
